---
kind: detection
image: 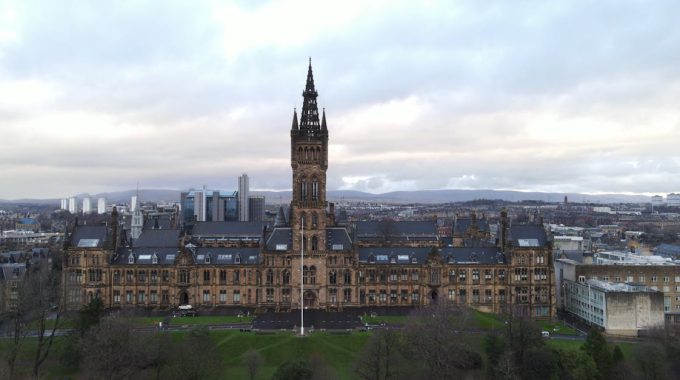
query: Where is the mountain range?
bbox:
[0,189,652,205]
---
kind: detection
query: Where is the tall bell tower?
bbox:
[290,59,329,254]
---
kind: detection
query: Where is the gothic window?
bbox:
[301,178,307,201]
[329,270,337,284]
[304,147,309,160]
[298,147,303,160]
[266,269,274,285]
[316,147,321,161]
[312,178,319,200]
[283,270,290,285]
[310,266,317,284]
[303,265,309,284]
[312,212,318,226]
[311,236,318,251]
[343,270,351,284]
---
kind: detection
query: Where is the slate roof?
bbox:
[192,222,265,238]
[143,216,174,230]
[326,228,352,251]
[358,247,431,264]
[133,229,180,248]
[113,247,179,265]
[194,247,260,265]
[508,225,548,247]
[265,228,292,251]
[357,246,505,265]
[440,247,505,264]
[70,225,108,248]
[0,263,26,281]
[556,250,585,263]
[453,218,490,235]
[656,243,680,258]
[355,221,438,241]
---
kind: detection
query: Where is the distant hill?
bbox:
[0,189,650,206]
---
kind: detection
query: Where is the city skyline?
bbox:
[2,1,680,199]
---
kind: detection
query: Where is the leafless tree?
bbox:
[242,348,263,380]
[0,260,61,379]
[354,329,402,380]
[400,302,482,380]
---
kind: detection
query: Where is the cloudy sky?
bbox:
[1,0,679,199]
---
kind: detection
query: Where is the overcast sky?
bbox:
[1,0,679,199]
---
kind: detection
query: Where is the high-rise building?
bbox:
[248,196,265,222]
[668,193,680,207]
[238,174,249,221]
[60,199,68,210]
[68,197,78,214]
[82,197,92,214]
[97,197,106,214]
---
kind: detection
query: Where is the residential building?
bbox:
[239,174,249,222]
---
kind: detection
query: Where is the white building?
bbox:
[131,195,138,212]
[82,197,92,214]
[60,199,68,210]
[651,195,664,206]
[68,197,78,214]
[238,173,249,222]
[563,279,664,336]
[668,193,680,207]
[97,198,106,214]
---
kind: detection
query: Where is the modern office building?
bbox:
[668,193,680,207]
[60,199,68,210]
[239,174,249,222]
[563,279,664,336]
[248,196,265,222]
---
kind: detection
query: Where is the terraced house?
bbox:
[62,62,555,319]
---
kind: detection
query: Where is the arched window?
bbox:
[329,270,337,284]
[266,269,273,284]
[344,269,351,284]
[312,178,319,200]
[312,212,318,226]
[303,265,309,285]
[316,147,321,161]
[235,254,241,264]
[298,147,303,160]
[311,236,318,251]
[300,178,307,201]
[283,270,290,285]
[304,147,309,160]
[310,266,317,284]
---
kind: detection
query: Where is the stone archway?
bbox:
[303,290,317,309]
[179,291,189,305]
[430,290,438,303]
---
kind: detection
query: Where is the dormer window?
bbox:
[389,255,396,264]
[128,255,134,264]
[368,254,375,263]
[152,254,158,265]
[411,256,417,264]
[235,254,241,264]
[205,255,211,264]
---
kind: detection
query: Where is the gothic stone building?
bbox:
[62,62,555,319]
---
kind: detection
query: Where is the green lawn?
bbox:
[133,315,254,327]
[538,320,579,336]
[213,330,370,380]
[360,315,409,325]
[473,310,506,330]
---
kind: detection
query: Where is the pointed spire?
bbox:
[300,58,320,130]
[321,108,327,130]
[291,108,298,130]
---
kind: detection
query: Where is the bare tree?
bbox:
[242,348,263,380]
[400,302,482,380]
[0,260,61,379]
[354,329,402,380]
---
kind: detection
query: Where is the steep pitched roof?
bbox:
[508,225,548,247]
[70,225,108,248]
[134,229,180,248]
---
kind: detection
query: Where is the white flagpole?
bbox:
[301,216,304,336]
